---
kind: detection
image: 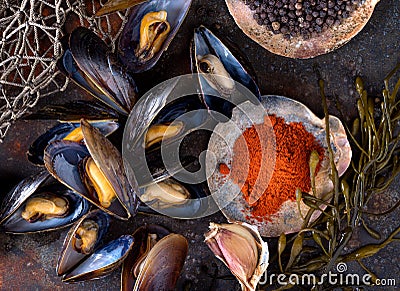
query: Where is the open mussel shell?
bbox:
[123,78,211,187]
[132,233,188,290]
[118,0,192,73]
[207,96,352,237]
[138,178,211,218]
[65,27,138,114]
[145,95,208,151]
[63,234,134,282]
[0,170,49,225]
[27,120,119,166]
[192,26,261,118]
[1,183,90,234]
[81,119,139,218]
[44,139,132,220]
[122,224,170,291]
[57,210,109,276]
[134,95,211,186]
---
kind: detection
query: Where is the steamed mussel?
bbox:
[140,178,190,209]
[122,78,214,218]
[21,194,69,222]
[135,11,171,63]
[0,171,90,233]
[58,27,138,115]
[133,234,188,290]
[118,0,192,72]
[122,225,187,290]
[63,234,135,282]
[44,119,138,220]
[192,26,261,118]
[57,210,109,276]
[27,120,119,166]
[122,224,170,290]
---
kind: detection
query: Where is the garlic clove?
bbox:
[204,221,269,291]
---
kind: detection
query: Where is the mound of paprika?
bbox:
[228,115,325,222]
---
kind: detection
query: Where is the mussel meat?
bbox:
[192,26,261,118]
[140,178,190,209]
[118,0,192,72]
[57,210,109,276]
[72,219,99,254]
[0,171,50,225]
[44,119,138,220]
[0,173,89,234]
[21,194,69,223]
[197,54,235,97]
[80,156,117,208]
[144,121,183,149]
[136,11,171,63]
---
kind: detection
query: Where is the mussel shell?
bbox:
[57,210,109,276]
[95,0,148,16]
[146,95,209,150]
[1,184,90,234]
[44,139,132,220]
[44,140,90,197]
[118,0,192,72]
[24,100,120,121]
[27,120,119,166]
[124,78,179,152]
[57,48,116,113]
[0,170,49,225]
[63,234,134,282]
[192,26,261,117]
[123,78,213,188]
[138,179,211,219]
[81,119,139,218]
[133,234,188,290]
[137,95,211,186]
[139,152,197,186]
[69,27,138,114]
[122,224,170,291]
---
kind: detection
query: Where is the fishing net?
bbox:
[0,0,130,142]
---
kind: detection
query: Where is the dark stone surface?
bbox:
[0,0,399,290]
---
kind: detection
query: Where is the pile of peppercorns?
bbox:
[245,0,363,39]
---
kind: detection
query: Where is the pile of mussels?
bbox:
[0,0,270,290]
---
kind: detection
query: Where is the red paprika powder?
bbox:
[228,115,325,221]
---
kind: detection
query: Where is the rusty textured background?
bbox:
[0,0,399,290]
